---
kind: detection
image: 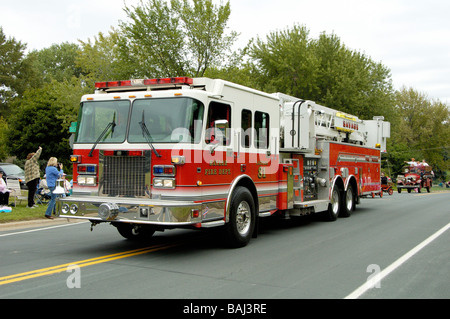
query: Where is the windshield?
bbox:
[76,100,130,143]
[128,98,204,143]
[75,98,204,144]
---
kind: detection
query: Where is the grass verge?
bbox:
[0,202,50,223]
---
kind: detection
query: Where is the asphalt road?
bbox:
[0,191,449,301]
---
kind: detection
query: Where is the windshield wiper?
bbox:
[139,110,161,158]
[88,113,116,157]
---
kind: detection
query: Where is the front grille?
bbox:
[102,155,147,197]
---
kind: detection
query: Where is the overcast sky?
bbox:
[1,0,449,105]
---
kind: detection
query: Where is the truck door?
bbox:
[254,110,272,178]
[204,101,234,186]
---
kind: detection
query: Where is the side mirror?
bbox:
[69,122,77,133]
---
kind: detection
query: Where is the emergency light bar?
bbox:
[95,77,193,89]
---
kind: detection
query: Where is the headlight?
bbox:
[86,176,96,185]
[78,175,97,186]
[153,178,163,187]
[163,179,175,188]
[61,203,70,214]
[70,204,78,215]
[153,178,175,189]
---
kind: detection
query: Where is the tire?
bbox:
[325,186,340,221]
[340,185,354,217]
[224,187,256,248]
[115,223,156,241]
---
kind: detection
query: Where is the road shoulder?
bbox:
[0,218,84,231]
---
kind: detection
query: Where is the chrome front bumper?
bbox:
[55,195,225,227]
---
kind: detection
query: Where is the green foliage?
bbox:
[0,116,9,160]
[0,198,48,223]
[77,29,134,81]
[0,27,35,117]
[27,42,84,83]
[387,87,450,179]
[6,78,89,166]
[249,25,394,121]
[250,25,316,95]
[120,0,237,77]
[204,45,254,86]
[7,84,63,158]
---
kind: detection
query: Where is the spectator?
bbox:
[405,158,418,167]
[420,159,429,166]
[44,157,64,219]
[0,170,12,211]
[24,146,42,208]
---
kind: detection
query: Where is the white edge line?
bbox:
[0,221,88,237]
[345,221,450,299]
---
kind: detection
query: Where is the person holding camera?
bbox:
[44,157,64,219]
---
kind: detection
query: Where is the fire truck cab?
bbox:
[58,77,390,247]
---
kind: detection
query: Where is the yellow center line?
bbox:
[0,243,178,286]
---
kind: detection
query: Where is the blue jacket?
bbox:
[45,166,64,188]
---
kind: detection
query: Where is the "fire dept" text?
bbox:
[204,168,231,175]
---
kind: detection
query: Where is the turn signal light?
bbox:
[70,155,80,163]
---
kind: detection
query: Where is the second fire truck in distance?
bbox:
[57,77,390,247]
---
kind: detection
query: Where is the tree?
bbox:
[27,42,84,84]
[119,0,238,78]
[6,78,89,166]
[249,25,394,121]
[311,32,393,119]
[0,26,34,117]
[0,116,8,160]
[77,29,135,81]
[389,87,450,178]
[249,25,319,97]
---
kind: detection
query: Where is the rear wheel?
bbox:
[224,187,256,248]
[340,185,355,217]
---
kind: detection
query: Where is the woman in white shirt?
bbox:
[0,170,12,210]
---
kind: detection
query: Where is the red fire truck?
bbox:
[57,77,390,247]
[396,164,433,193]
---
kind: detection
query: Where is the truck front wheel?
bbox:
[325,186,341,221]
[224,187,256,248]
